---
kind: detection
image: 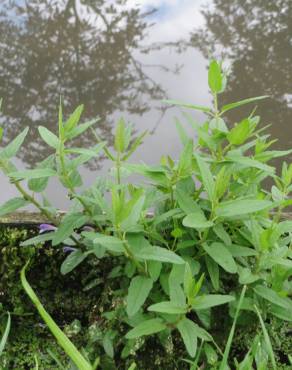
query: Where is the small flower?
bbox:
[63,246,77,253]
[39,224,57,233]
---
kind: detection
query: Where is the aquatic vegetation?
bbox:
[0,60,292,369]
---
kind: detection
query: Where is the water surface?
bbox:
[0,0,291,209]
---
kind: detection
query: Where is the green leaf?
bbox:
[66,119,99,140]
[195,154,215,202]
[169,265,186,305]
[148,301,187,314]
[60,250,89,275]
[0,127,29,159]
[177,139,193,176]
[216,199,273,218]
[38,126,60,149]
[121,194,145,231]
[148,261,162,282]
[175,188,202,215]
[125,318,166,339]
[183,263,195,298]
[226,244,258,257]
[209,117,228,133]
[70,143,106,167]
[169,281,186,306]
[135,246,185,265]
[122,130,148,161]
[192,294,235,310]
[203,242,237,274]
[205,256,219,291]
[65,104,84,132]
[0,313,10,355]
[28,155,55,193]
[9,168,56,180]
[208,60,222,93]
[0,197,28,217]
[269,304,292,322]
[126,276,153,317]
[177,318,198,358]
[253,285,292,310]
[162,99,211,113]
[225,154,274,173]
[213,224,231,245]
[221,96,268,114]
[21,263,92,370]
[102,330,115,358]
[82,232,124,253]
[20,233,55,246]
[65,145,105,158]
[114,118,131,153]
[52,213,88,246]
[183,212,213,229]
[175,119,189,145]
[227,118,252,146]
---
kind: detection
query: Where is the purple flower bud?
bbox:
[63,246,77,253]
[39,224,57,234]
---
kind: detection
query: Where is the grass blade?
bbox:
[219,285,247,370]
[254,305,277,370]
[0,312,11,356]
[21,262,93,370]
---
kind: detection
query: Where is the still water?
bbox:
[0,0,291,209]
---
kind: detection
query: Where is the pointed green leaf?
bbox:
[148,301,187,314]
[183,212,213,229]
[208,60,222,93]
[21,233,55,246]
[38,126,60,149]
[9,168,56,180]
[221,96,268,114]
[177,318,198,358]
[125,318,166,339]
[203,242,237,273]
[60,250,89,275]
[0,197,28,217]
[28,156,55,193]
[65,104,84,132]
[126,276,153,317]
[175,188,202,215]
[205,256,219,291]
[0,127,29,159]
[135,246,185,265]
[52,213,88,246]
[66,119,99,140]
[253,285,292,310]
[216,199,273,218]
[195,154,215,202]
[192,294,235,310]
[82,232,124,253]
[162,99,211,113]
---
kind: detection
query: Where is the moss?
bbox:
[1,225,291,369]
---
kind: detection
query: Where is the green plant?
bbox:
[21,262,97,370]
[0,312,10,357]
[0,60,292,369]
